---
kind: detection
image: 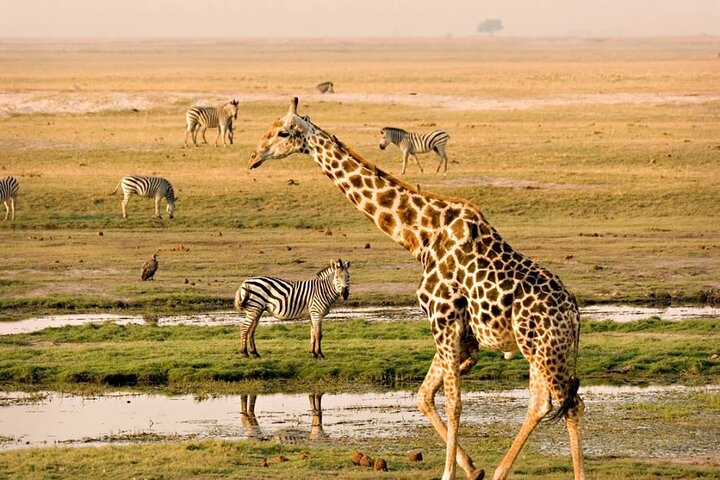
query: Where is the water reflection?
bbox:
[240,393,327,443]
[1,305,718,336]
[0,385,717,458]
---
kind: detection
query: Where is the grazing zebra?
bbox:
[234,259,351,359]
[110,176,176,219]
[0,176,19,221]
[184,99,239,147]
[378,127,450,174]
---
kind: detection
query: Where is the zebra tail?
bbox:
[234,285,249,311]
[109,180,122,196]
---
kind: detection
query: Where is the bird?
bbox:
[141,253,159,281]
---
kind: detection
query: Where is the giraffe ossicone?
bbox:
[249,97,585,480]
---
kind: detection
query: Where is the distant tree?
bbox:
[477,18,503,35]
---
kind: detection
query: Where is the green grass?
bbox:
[0,319,717,392]
[0,436,718,480]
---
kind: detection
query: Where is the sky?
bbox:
[1,0,719,38]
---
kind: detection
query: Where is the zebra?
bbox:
[234,259,351,359]
[0,176,19,221]
[315,81,334,94]
[184,99,239,147]
[378,127,450,174]
[110,176,176,219]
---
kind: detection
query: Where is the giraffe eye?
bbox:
[277,131,290,138]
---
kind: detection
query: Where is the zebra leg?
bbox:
[240,308,261,357]
[247,315,261,358]
[309,315,325,359]
[3,201,9,221]
[413,153,424,173]
[10,198,14,221]
[435,148,449,174]
[401,150,410,175]
[154,196,162,219]
[215,128,222,147]
[201,127,209,144]
[121,196,130,219]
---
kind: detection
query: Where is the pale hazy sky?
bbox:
[2,0,719,38]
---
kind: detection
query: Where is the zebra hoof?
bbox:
[250,352,260,359]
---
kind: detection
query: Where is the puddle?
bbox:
[0,385,717,458]
[2,90,719,116]
[1,305,718,336]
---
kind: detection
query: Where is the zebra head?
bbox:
[378,127,397,150]
[248,97,312,170]
[227,99,239,120]
[331,259,351,300]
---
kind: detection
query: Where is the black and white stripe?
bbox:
[111,176,176,219]
[184,99,239,147]
[379,127,450,174]
[234,259,351,358]
[0,176,19,221]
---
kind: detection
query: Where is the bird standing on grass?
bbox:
[141,253,159,281]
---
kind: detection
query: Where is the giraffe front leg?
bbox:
[417,353,483,480]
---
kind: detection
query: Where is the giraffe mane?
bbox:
[326,129,480,210]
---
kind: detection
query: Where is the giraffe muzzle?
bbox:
[248,153,264,170]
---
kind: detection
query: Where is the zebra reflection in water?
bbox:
[240,393,327,443]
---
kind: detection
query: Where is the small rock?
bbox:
[277,455,289,462]
[350,451,364,465]
[592,264,604,271]
[299,450,310,460]
[364,243,371,249]
[184,278,189,284]
[97,231,104,237]
[711,353,719,360]
[359,454,373,467]
[259,458,268,468]
[407,450,423,462]
[286,245,293,251]
[374,458,388,471]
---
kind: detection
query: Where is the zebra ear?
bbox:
[344,260,351,269]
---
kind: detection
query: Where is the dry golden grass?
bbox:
[0,37,719,315]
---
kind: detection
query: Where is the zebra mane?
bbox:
[315,264,336,278]
[383,127,407,134]
[322,128,479,210]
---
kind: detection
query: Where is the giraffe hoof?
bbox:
[469,468,485,480]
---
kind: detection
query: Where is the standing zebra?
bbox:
[234,259,351,359]
[0,176,19,221]
[378,127,450,174]
[184,99,239,147]
[111,176,176,219]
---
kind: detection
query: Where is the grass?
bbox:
[1,39,719,315]
[0,435,718,480]
[0,318,717,392]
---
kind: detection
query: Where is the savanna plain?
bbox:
[0,37,719,479]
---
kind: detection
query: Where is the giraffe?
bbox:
[248,98,585,480]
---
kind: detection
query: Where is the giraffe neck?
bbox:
[304,126,479,260]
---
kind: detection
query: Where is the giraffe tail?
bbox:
[546,376,581,423]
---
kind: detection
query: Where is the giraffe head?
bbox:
[248,97,313,169]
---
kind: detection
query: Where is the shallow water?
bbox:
[0,385,717,458]
[1,305,718,336]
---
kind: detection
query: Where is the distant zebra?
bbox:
[184,99,239,147]
[110,176,176,219]
[315,81,334,94]
[379,127,450,174]
[234,259,351,359]
[0,176,19,221]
